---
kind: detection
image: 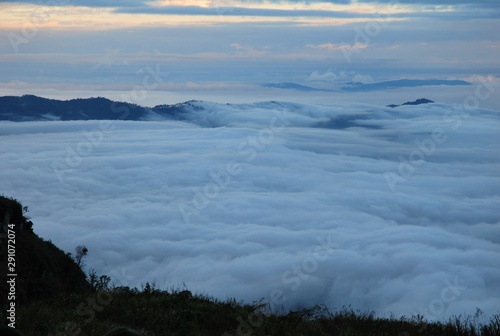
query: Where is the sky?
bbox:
[0,0,499,105]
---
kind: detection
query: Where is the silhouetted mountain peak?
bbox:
[387,98,435,108]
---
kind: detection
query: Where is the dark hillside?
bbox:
[0,196,91,307]
[0,95,148,121]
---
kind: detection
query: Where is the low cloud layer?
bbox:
[1,100,499,320]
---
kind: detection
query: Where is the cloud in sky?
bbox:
[1,0,498,27]
[1,0,499,7]
[305,69,374,83]
[306,42,368,55]
[113,4,372,18]
[0,0,153,7]
[307,69,343,82]
[1,100,499,320]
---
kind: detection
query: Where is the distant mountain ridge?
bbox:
[0,94,437,122]
[341,79,471,92]
[262,82,330,92]
[261,79,471,93]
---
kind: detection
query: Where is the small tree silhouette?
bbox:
[74,245,88,269]
[88,269,111,292]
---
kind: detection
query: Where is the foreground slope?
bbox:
[0,196,91,305]
[0,196,499,335]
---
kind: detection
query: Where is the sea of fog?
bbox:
[1,100,499,321]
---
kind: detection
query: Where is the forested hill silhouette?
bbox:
[0,95,148,121]
[0,95,204,122]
